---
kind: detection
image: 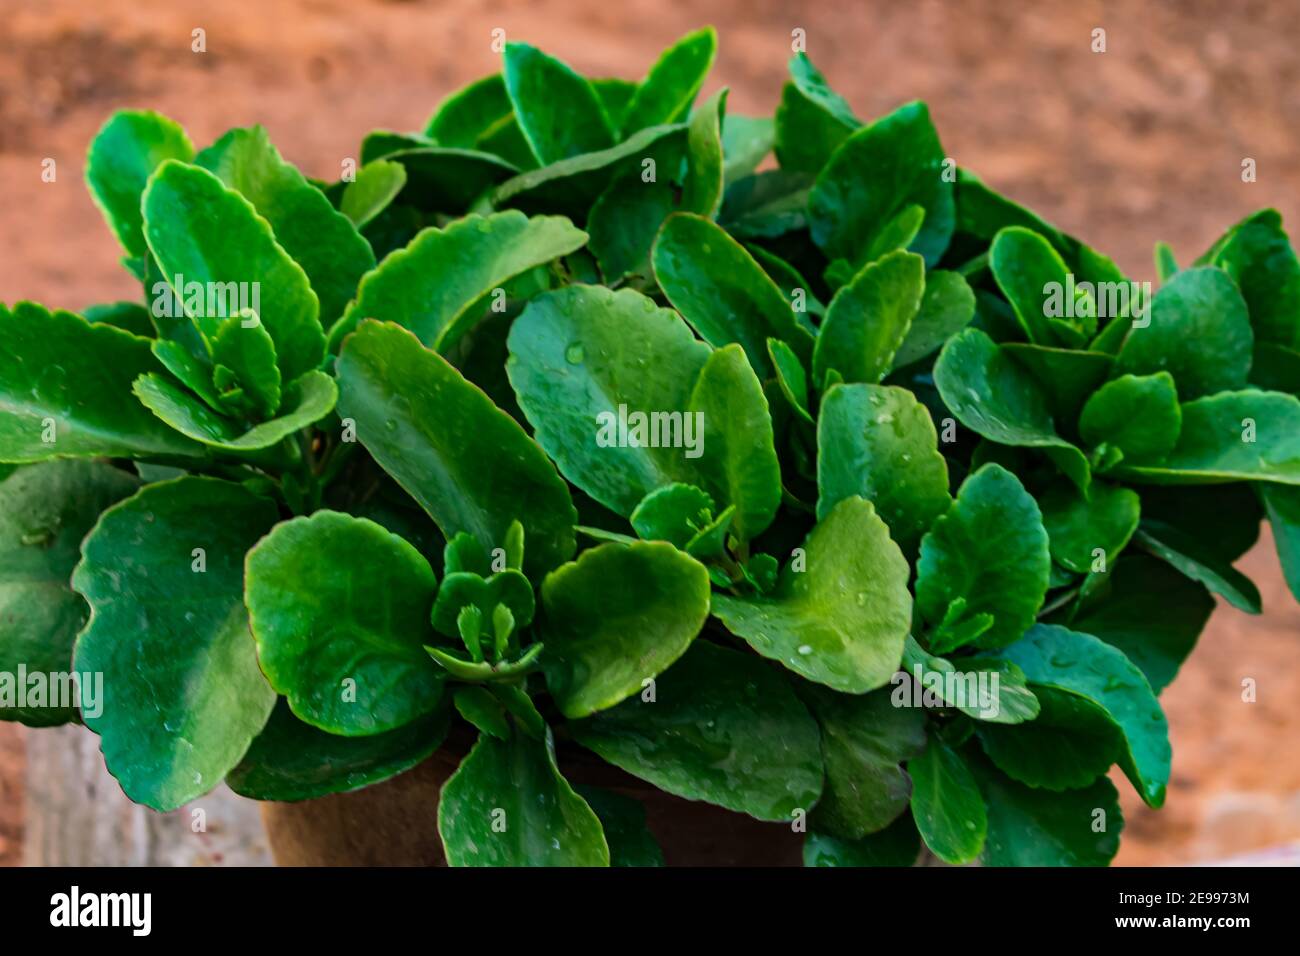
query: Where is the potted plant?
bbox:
[3,27,1298,867]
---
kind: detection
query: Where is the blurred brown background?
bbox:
[1,0,1298,865]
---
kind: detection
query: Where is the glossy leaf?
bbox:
[587,176,676,282]
[1078,372,1181,464]
[1038,480,1140,574]
[72,477,278,810]
[908,736,986,865]
[621,27,717,135]
[774,54,858,176]
[1000,344,1113,426]
[813,251,925,388]
[721,115,774,184]
[975,686,1121,790]
[571,640,823,821]
[1198,208,1300,348]
[900,637,1041,725]
[340,159,408,229]
[711,497,912,693]
[338,320,577,580]
[423,73,535,169]
[890,270,976,370]
[503,42,614,165]
[681,89,727,219]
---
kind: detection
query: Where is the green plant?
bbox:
[3,26,1298,867]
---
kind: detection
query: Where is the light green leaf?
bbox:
[813,251,925,388]
[571,640,823,821]
[768,338,813,422]
[340,159,407,229]
[722,115,774,185]
[245,510,444,735]
[900,637,1041,724]
[210,312,281,419]
[503,42,614,165]
[711,497,912,693]
[540,541,710,718]
[72,477,278,810]
[908,736,986,864]
[1078,372,1181,464]
[423,73,535,169]
[621,27,717,135]
[681,89,727,219]
[990,226,1093,346]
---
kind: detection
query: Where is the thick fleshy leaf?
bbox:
[0,462,139,726]
[0,303,204,463]
[803,816,921,867]
[990,227,1094,346]
[143,161,324,382]
[681,89,727,219]
[340,159,407,229]
[1259,484,1300,602]
[86,110,194,259]
[591,79,639,133]
[1001,344,1114,426]
[209,312,281,419]
[813,251,925,388]
[620,27,717,135]
[506,285,711,516]
[1038,480,1140,574]
[1115,390,1300,484]
[908,736,986,864]
[503,43,614,165]
[540,541,710,719]
[72,477,278,810]
[439,726,609,866]
[817,383,950,552]
[808,101,954,268]
[629,483,715,548]
[245,510,444,735]
[768,338,813,422]
[916,464,1050,652]
[803,686,926,840]
[423,73,535,169]
[1115,267,1252,400]
[1198,208,1300,348]
[1135,524,1261,613]
[933,328,1090,491]
[687,344,781,539]
[1000,624,1170,808]
[1078,372,1181,464]
[574,785,664,866]
[774,53,858,176]
[711,497,912,693]
[972,752,1123,866]
[196,126,375,328]
[132,370,337,452]
[338,320,576,580]
[571,640,823,821]
[900,637,1040,725]
[653,213,813,376]
[226,699,450,801]
[975,686,1121,790]
[890,270,976,370]
[1066,554,1213,693]
[330,210,587,353]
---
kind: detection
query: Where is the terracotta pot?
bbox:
[261,734,804,867]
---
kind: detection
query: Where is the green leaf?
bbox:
[226,699,450,801]
[803,686,926,840]
[955,168,1072,252]
[989,227,1092,345]
[245,510,444,735]
[653,213,813,376]
[1000,344,1114,426]
[1261,484,1300,602]
[503,42,614,165]
[132,370,337,452]
[340,159,407,229]
[86,110,194,259]
[438,726,609,866]
[338,320,576,580]
[506,284,711,516]
[809,101,954,268]
[1038,479,1140,574]
[571,640,823,821]
[890,270,976,370]
[917,464,1050,652]
[721,115,774,185]
[908,736,986,864]
[590,79,639,133]
[813,251,925,388]
[1078,372,1181,464]
[0,462,139,726]
[430,570,535,640]
[1067,554,1213,693]
[1154,241,1179,284]
[773,53,858,176]
[804,816,920,867]
[540,541,710,719]
[1251,341,1300,393]
[363,145,519,211]
[621,27,717,135]
[454,686,511,739]
[629,483,714,548]
[687,344,781,540]
[681,89,728,219]
[975,686,1122,790]
[933,328,1090,491]
[720,170,812,239]
[423,73,535,169]
[1135,524,1261,613]
[817,383,950,553]
[587,176,676,283]
[749,246,824,326]
[329,210,587,353]
[1000,624,1170,808]
[72,477,278,810]
[972,752,1123,866]
[1199,209,1300,348]
[84,301,154,338]
[0,303,204,463]
[1116,267,1253,399]
[573,785,664,866]
[768,338,813,423]
[1115,389,1300,484]
[209,311,281,419]
[143,160,325,383]
[196,126,375,329]
[900,637,1041,724]
[711,497,912,693]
